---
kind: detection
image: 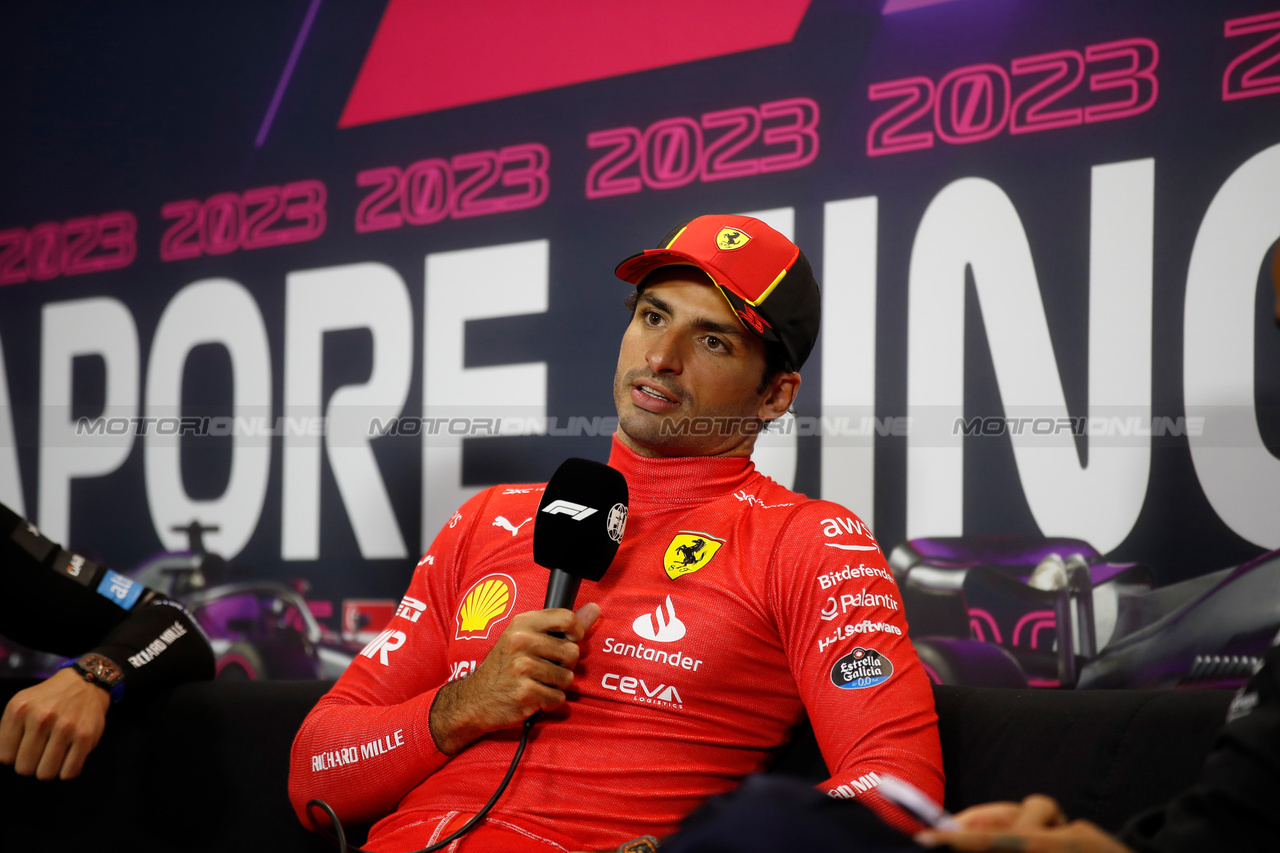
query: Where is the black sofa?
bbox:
[1,679,1234,851]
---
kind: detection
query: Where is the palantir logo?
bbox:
[632,595,686,642]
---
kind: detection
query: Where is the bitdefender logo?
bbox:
[632,595,686,642]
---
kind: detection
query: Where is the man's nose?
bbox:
[646,331,684,374]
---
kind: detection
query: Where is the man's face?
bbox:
[613,268,790,457]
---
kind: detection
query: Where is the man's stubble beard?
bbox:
[612,365,762,456]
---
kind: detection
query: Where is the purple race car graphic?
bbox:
[891,536,1280,689]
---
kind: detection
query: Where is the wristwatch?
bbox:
[69,653,125,703]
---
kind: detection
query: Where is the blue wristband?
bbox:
[62,655,126,704]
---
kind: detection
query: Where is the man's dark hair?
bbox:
[624,288,796,394]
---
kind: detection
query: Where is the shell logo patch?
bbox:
[455,573,517,640]
[715,227,751,251]
[663,531,725,580]
[830,647,893,690]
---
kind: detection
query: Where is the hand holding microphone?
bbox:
[429,460,627,754]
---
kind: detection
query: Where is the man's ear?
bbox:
[758,372,801,422]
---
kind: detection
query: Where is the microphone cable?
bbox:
[306,715,535,853]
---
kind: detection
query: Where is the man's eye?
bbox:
[706,336,724,351]
[644,311,663,325]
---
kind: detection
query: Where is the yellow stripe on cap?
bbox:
[747,268,788,307]
[663,225,690,249]
[701,273,756,336]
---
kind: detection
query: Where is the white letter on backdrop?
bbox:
[0,334,23,515]
[39,298,139,544]
[1184,143,1280,548]
[820,196,878,524]
[740,207,798,490]
[144,279,271,559]
[283,263,412,560]
[423,240,548,544]
[907,161,1153,552]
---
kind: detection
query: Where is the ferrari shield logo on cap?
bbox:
[455,573,517,639]
[715,227,751,251]
[663,531,725,580]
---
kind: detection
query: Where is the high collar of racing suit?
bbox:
[606,433,759,508]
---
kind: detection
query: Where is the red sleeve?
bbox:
[287,489,495,828]
[769,501,944,834]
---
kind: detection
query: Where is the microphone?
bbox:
[533,458,629,612]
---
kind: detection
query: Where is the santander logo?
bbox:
[632,595,686,642]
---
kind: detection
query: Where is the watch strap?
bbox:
[64,653,126,703]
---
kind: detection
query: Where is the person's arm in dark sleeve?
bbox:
[0,502,214,779]
[1119,644,1280,853]
[0,501,139,654]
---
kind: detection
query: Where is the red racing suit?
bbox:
[289,436,943,851]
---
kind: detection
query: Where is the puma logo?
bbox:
[493,516,531,537]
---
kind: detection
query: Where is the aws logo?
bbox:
[664,531,725,580]
[455,573,517,640]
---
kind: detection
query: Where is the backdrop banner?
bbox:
[2,1,1278,678]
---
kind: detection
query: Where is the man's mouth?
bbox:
[630,380,682,413]
[637,385,674,402]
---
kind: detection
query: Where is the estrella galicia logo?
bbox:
[830,647,893,690]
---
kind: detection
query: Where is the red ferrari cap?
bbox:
[614,214,821,369]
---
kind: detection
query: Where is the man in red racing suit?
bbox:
[288,215,943,852]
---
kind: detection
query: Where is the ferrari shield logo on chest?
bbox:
[663,531,726,580]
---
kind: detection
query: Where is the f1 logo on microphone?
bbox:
[541,500,598,520]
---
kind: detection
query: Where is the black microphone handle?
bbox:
[543,569,582,611]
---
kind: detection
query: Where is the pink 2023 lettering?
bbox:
[0,211,136,286]
[353,143,549,233]
[160,180,326,262]
[585,97,819,199]
[867,37,1159,156]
